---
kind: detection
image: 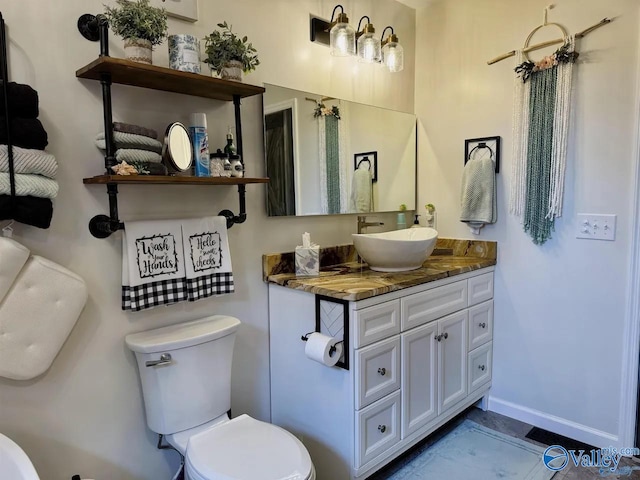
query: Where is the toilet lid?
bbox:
[186,414,312,480]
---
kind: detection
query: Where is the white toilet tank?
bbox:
[125,315,241,435]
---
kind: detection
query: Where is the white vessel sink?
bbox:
[0,433,40,480]
[352,228,438,272]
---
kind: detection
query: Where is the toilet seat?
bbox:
[184,414,313,480]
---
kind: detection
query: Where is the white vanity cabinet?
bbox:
[268,267,494,480]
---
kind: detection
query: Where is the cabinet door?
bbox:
[401,322,438,438]
[438,310,468,414]
[355,336,401,409]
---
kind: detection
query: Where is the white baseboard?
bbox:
[488,396,620,449]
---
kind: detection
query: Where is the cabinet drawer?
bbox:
[355,391,401,468]
[468,300,493,351]
[354,300,401,348]
[355,336,401,409]
[401,281,467,331]
[468,272,494,306]
[468,342,492,393]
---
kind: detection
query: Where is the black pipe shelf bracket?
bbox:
[77,14,262,239]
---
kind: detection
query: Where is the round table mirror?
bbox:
[162,122,193,172]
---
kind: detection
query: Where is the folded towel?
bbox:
[460,157,497,235]
[113,122,158,140]
[0,82,39,118]
[0,195,53,229]
[96,131,163,154]
[0,145,57,178]
[182,216,234,301]
[350,165,373,213]
[0,117,48,150]
[0,173,58,199]
[122,219,188,312]
[109,149,162,164]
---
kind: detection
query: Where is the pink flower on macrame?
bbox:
[534,55,557,71]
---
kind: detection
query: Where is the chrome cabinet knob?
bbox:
[378,425,387,433]
[435,334,442,342]
[478,364,486,371]
[377,367,386,376]
[442,332,448,340]
[479,322,486,329]
[145,353,172,367]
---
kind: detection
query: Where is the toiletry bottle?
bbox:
[189,113,210,177]
[411,215,421,228]
[397,204,407,230]
[224,127,236,156]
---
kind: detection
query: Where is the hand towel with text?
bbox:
[122,219,188,311]
[181,216,234,301]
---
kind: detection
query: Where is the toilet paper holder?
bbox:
[301,332,344,356]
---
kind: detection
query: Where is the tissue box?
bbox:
[295,245,320,277]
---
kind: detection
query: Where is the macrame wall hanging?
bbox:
[487,5,612,245]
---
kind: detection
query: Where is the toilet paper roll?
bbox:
[304,332,342,367]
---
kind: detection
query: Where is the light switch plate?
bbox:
[576,214,616,241]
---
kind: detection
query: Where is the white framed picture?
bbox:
[151,0,198,23]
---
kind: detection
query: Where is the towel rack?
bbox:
[464,136,500,173]
[76,14,268,238]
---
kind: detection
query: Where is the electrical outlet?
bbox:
[576,214,616,241]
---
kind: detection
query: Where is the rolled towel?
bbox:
[113,122,158,140]
[0,173,58,199]
[0,145,57,179]
[113,149,162,164]
[0,195,53,229]
[0,117,48,150]
[0,82,39,118]
[96,131,163,154]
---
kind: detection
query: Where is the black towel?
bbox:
[0,117,48,150]
[0,82,39,118]
[0,194,53,229]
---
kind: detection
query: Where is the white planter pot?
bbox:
[221,60,243,82]
[124,38,153,65]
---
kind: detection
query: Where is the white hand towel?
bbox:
[350,166,373,213]
[181,216,234,301]
[460,157,497,235]
[122,219,188,312]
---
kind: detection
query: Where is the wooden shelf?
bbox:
[83,175,269,185]
[76,57,265,101]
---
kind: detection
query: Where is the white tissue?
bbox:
[302,232,311,248]
[305,332,342,367]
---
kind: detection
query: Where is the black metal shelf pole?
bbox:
[0,12,16,207]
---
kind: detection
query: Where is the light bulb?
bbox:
[357,33,381,63]
[383,41,404,72]
[330,22,356,57]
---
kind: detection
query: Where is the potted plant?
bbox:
[104,0,168,65]
[203,22,260,81]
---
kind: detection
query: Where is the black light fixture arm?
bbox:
[330,4,345,23]
[381,25,395,45]
[356,15,372,37]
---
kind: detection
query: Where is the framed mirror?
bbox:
[263,84,416,217]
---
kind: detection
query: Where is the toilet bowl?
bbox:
[0,432,40,480]
[125,315,315,480]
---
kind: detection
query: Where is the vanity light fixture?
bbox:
[381,26,404,72]
[356,16,381,63]
[310,5,356,57]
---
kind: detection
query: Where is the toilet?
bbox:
[125,315,315,480]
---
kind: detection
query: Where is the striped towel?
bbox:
[96,131,163,154]
[113,149,162,164]
[113,122,158,140]
[0,145,57,178]
[0,173,58,198]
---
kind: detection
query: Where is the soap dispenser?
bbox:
[411,215,421,228]
[396,204,407,230]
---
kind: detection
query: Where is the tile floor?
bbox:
[368,407,640,479]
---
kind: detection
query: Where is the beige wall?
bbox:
[416,0,639,446]
[0,1,415,478]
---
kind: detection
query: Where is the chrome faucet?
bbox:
[357,216,384,234]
